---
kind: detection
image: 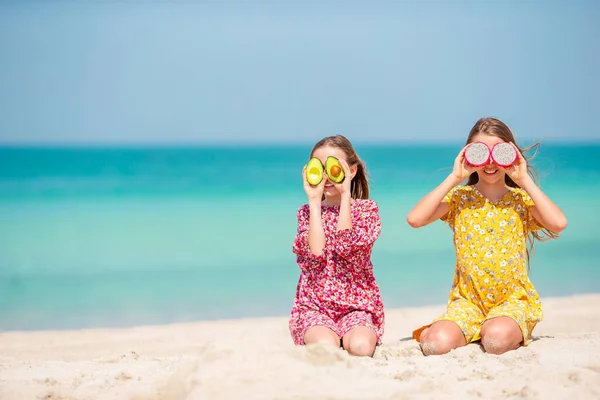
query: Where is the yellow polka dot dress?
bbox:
[413,186,544,346]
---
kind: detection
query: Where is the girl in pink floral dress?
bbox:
[289,135,384,357]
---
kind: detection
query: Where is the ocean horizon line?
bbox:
[1,138,599,150]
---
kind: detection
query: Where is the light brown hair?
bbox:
[465,117,559,264]
[310,134,370,199]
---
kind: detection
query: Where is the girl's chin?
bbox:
[479,170,504,182]
[323,189,339,197]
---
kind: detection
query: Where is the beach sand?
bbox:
[1,294,599,400]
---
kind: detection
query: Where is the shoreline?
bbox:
[1,293,599,400]
[1,292,598,335]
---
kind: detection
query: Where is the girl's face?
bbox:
[471,133,509,186]
[311,145,351,198]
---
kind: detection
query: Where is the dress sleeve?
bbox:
[520,191,544,233]
[292,205,326,267]
[331,199,381,262]
[440,187,458,228]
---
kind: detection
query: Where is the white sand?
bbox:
[1,294,599,400]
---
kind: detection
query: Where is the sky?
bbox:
[0,0,599,145]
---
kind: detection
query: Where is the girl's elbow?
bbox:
[554,216,568,233]
[406,214,424,228]
[545,215,568,234]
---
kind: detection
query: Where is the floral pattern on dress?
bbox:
[413,186,543,346]
[289,199,385,345]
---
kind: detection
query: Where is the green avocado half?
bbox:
[306,157,324,185]
[325,156,345,183]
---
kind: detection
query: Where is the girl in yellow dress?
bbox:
[407,117,568,355]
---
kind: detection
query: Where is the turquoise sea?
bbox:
[1,144,599,331]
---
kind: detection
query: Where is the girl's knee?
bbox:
[345,337,376,357]
[482,336,515,355]
[480,317,523,354]
[303,326,340,347]
[419,322,466,356]
[342,327,377,357]
[420,332,459,356]
[481,320,522,355]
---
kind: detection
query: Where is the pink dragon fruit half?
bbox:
[491,142,517,167]
[464,142,490,166]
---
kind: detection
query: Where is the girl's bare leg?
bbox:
[303,326,340,347]
[480,316,523,355]
[342,326,377,357]
[418,320,467,356]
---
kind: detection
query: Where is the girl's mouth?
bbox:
[484,169,498,175]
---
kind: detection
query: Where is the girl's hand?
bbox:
[332,158,354,197]
[451,145,483,182]
[302,165,326,201]
[500,143,530,186]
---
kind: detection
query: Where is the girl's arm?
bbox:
[504,143,568,234]
[293,165,327,258]
[519,177,568,233]
[292,203,326,260]
[407,145,480,228]
[332,160,379,262]
[332,199,381,262]
[336,192,352,232]
[307,198,326,256]
[334,158,354,233]
[406,174,456,228]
